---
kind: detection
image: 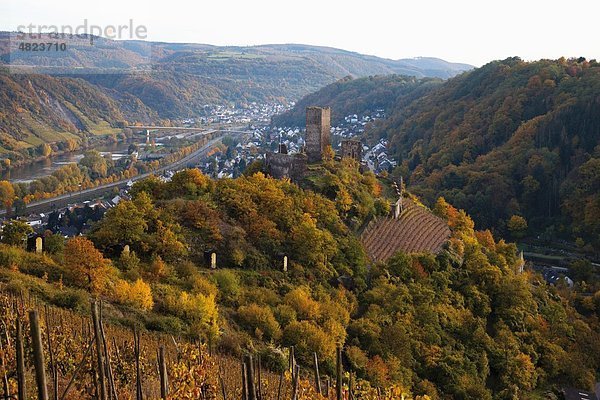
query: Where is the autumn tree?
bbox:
[166,169,212,198]
[114,278,154,311]
[40,143,52,157]
[64,237,111,294]
[237,303,281,340]
[507,215,528,238]
[0,180,15,210]
[79,150,109,179]
[283,287,321,321]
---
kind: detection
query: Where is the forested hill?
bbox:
[1,164,599,398]
[0,70,157,163]
[277,57,600,247]
[271,75,442,127]
[0,34,472,120]
[375,57,600,246]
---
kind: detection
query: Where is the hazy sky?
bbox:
[1,0,597,66]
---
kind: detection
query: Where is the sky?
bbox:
[1,0,598,66]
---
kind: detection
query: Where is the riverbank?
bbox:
[0,130,228,217]
[0,130,139,183]
[0,129,134,182]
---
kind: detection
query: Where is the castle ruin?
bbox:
[340,139,363,162]
[264,151,308,181]
[305,106,331,163]
[265,106,331,181]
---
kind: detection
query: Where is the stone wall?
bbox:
[265,152,307,181]
[341,139,363,162]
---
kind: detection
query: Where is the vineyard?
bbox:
[0,291,415,400]
[361,199,450,263]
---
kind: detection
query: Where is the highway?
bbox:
[1,130,241,217]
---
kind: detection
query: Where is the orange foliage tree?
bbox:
[64,236,112,294]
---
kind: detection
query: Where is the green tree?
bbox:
[43,231,64,254]
[90,199,147,252]
[1,220,33,247]
[79,150,109,179]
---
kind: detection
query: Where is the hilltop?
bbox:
[274,57,600,249]
[0,70,156,164]
[0,162,598,398]
[271,75,442,127]
[374,57,600,246]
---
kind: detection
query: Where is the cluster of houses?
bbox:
[7,183,136,243]
[364,138,396,174]
[532,264,575,288]
[198,129,266,179]
[266,110,397,174]
[193,102,289,126]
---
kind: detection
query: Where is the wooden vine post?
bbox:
[244,355,257,400]
[91,301,107,400]
[16,317,26,400]
[336,345,343,400]
[158,345,168,399]
[29,310,49,400]
[313,352,322,394]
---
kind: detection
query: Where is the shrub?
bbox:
[145,314,185,334]
[282,320,336,365]
[258,345,288,373]
[283,287,321,321]
[274,304,297,326]
[237,303,281,341]
[189,274,218,297]
[213,270,240,303]
[113,278,154,311]
[52,289,88,311]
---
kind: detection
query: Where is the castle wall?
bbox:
[341,139,363,162]
[265,152,307,181]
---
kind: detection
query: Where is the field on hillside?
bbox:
[0,289,405,400]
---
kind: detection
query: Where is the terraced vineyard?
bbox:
[0,290,409,400]
[361,198,450,262]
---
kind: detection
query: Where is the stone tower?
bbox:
[305,106,331,163]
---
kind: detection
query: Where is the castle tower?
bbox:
[305,106,331,163]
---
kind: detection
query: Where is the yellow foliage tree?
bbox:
[284,287,321,321]
[176,291,220,343]
[114,278,154,311]
[0,180,15,210]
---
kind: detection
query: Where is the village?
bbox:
[198,108,397,179]
[1,102,579,292]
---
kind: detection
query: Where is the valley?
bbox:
[0,27,598,400]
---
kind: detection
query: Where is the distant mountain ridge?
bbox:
[0,35,473,119]
[0,34,473,79]
[0,33,472,164]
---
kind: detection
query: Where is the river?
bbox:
[1,140,140,183]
